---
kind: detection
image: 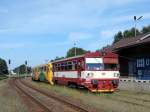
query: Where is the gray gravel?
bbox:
[119,81,150,93]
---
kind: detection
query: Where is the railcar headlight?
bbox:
[114,73,120,77]
[87,73,94,78]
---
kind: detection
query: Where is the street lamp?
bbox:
[74,42,77,56]
[134,16,143,37]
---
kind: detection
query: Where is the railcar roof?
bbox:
[51,51,118,63]
[52,54,84,63]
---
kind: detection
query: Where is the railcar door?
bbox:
[77,60,84,78]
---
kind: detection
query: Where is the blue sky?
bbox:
[0,0,150,68]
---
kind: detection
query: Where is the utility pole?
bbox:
[18,66,20,78]
[134,16,143,37]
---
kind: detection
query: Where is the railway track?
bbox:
[10,78,52,112]
[10,78,95,112]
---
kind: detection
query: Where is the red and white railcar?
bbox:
[52,51,120,92]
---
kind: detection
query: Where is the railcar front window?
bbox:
[86,63,104,70]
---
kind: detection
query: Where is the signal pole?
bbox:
[18,66,20,78]
[25,60,27,79]
[8,59,11,78]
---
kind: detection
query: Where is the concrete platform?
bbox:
[119,78,150,92]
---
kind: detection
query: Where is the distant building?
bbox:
[112,33,150,80]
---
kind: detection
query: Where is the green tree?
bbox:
[113,31,123,43]
[66,47,88,58]
[13,64,31,74]
[96,45,112,52]
[142,25,150,34]
[123,28,140,38]
[113,27,142,43]
[0,58,8,75]
[54,56,64,61]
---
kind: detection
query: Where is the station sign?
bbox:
[136,58,150,68]
[136,57,150,76]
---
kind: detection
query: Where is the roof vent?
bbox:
[140,33,150,41]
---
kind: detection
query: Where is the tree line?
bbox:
[0,58,32,76]
[0,58,8,76]
[113,25,150,43]
[13,64,32,75]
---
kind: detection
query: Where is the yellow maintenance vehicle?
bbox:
[32,63,53,85]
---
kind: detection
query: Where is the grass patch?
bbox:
[0,76,8,80]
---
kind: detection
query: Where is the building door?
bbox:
[128,61,134,77]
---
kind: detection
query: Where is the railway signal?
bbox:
[8,59,11,78]
[8,59,11,65]
[25,60,27,65]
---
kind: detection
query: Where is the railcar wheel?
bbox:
[32,77,35,81]
[67,82,78,88]
[54,80,58,84]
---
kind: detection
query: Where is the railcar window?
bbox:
[61,63,64,71]
[73,61,77,70]
[73,61,77,63]
[55,64,58,71]
[104,64,118,70]
[67,61,73,70]
[86,63,104,70]
[64,62,67,70]
[58,63,61,71]
[72,64,75,70]
[54,64,56,71]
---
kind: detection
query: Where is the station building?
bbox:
[112,33,150,80]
